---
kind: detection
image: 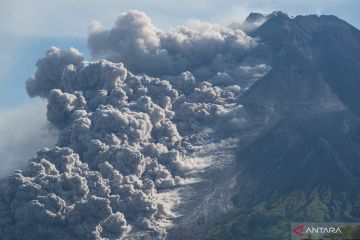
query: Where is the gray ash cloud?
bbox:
[0,10,270,239]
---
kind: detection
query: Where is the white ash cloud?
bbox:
[1,10,271,239]
[87,10,261,80]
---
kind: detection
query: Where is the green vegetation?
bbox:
[206,189,360,240]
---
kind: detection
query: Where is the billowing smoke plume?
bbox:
[0,10,270,239]
[87,10,268,80]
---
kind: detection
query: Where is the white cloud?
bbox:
[0,100,57,178]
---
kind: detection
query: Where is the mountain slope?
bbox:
[207,12,360,240]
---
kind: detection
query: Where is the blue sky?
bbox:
[0,0,360,108]
[0,35,89,107]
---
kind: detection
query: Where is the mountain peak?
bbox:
[245,11,290,22]
[245,12,267,23]
[243,10,360,114]
[269,10,290,18]
[240,11,292,33]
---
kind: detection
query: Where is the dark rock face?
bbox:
[207,12,360,240]
[242,14,360,114]
[239,111,360,195]
[240,12,360,192]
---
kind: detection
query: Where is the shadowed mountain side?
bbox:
[238,110,360,197]
[207,12,360,240]
[242,13,360,115]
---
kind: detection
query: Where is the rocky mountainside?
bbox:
[207,12,360,240]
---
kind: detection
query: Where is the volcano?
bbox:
[207,12,360,240]
[1,10,360,240]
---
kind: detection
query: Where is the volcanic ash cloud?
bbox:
[0,10,270,239]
